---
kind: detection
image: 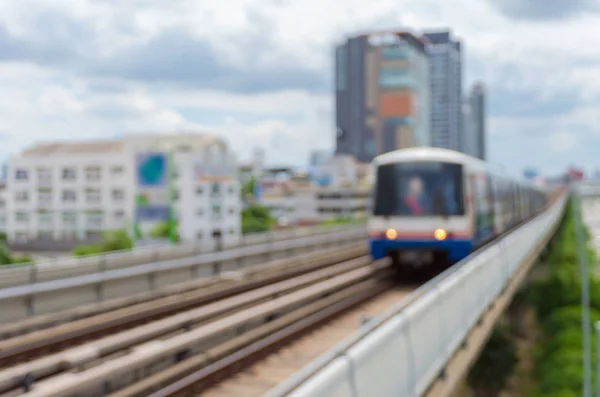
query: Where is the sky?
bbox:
[0,0,598,177]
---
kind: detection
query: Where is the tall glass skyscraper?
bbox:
[422,31,463,152]
[335,31,431,163]
[467,82,486,160]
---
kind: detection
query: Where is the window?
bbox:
[86,167,101,181]
[212,203,221,218]
[62,190,76,202]
[15,169,28,180]
[86,188,101,203]
[62,212,77,226]
[228,185,235,194]
[196,231,203,240]
[37,168,52,184]
[229,208,235,215]
[373,162,464,217]
[86,212,103,229]
[112,189,125,201]
[62,168,76,180]
[38,190,52,204]
[15,212,29,222]
[38,231,53,240]
[38,212,54,229]
[173,190,179,201]
[114,210,125,220]
[379,67,412,88]
[111,166,124,175]
[211,183,220,195]
[197,209,203,217]
[15,191,29,202]
[15,232,28,241]
[196,186,204,195]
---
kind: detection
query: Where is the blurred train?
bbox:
[368,147,548,270]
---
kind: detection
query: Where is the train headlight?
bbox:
[434,228,447,241]
[385,229,398,240]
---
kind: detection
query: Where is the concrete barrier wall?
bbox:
[267,194,567,397]
[0,228,367,322]
[0,224,365,289]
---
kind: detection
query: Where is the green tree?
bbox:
[241,205,275,234]
[526,197,600,395]
[148,221,180,241]
[0,240,13,265]
[242,176,257,200]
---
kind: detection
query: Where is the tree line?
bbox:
[468,196,600,396]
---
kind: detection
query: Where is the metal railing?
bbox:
[0,223,365,288]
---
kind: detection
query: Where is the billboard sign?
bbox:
[134,152,173,243]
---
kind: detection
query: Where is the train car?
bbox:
[368,147,547,270]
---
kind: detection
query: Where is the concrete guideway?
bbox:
[267,190,567,397]
[0,223,363,289]
[0,227,366,322]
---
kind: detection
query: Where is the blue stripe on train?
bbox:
[369,238,474,263]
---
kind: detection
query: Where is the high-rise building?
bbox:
[422,31,463,152]
[335,31,431,163]
[467,82,486,160]
[462,99,475,157]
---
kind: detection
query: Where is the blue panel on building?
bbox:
[379,68,414,89]
[381,46,411,60]
[136,205,170,221]
[384,117,415,126]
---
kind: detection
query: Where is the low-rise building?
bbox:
[261,182,370,225]
[4,133,241,245]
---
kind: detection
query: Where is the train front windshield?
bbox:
[373,162,465,217]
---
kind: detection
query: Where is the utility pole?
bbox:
[596,321,600,397]
[573,184,592,397]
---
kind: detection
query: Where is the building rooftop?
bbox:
[20,140,125,157]
[124,132,222,145]
[18,132,226,158]
[351,30,429,54]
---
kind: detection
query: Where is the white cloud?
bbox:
[0,0,599,175]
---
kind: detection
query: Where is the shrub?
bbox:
[10,256,32,264]
[72,244,103,257]
[538,354,585,395]
[541,306,600,335]
[467,322,517,396]
[72,229,134,257]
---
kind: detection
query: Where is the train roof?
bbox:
[373,147,546,192]
[374,147,485,167]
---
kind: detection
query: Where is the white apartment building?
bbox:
[0,184,6,234]
[5,133,241,245]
